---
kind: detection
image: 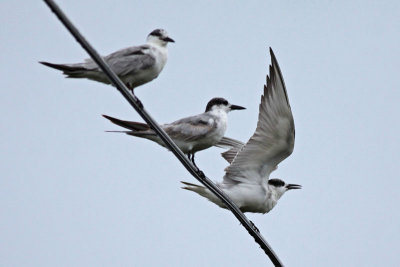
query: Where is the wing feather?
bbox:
[214,137,245,164]
[223,48,295,184]
[163,114,215,142]
[82,45,155,76]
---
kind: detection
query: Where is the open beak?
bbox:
[286,184,302,190]
[162,37,175,43]
[230,104,246,111]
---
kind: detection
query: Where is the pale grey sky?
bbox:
[1,0,400,266]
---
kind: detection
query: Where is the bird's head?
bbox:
[205,97,246,113]
[268,178,301,198]
[147,29,175,46]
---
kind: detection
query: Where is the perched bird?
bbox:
[103,97,245,166]
[40,29,174,93]
[182,48,301,214]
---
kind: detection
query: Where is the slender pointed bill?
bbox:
[230,104,246,110]
[163,37,175,42]
[38,1,286,259]
[39,28,173,93]
[286,184,302,190]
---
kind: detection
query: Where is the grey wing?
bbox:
[163,114,216,142]
[215,136,245,149]
[223,48,295,185]
[214,137,245,164]
[83,45,155,75]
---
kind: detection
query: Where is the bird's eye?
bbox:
[223,100,228,106]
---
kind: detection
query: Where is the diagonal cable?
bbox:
[41,1,283,266]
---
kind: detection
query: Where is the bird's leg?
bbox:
[191,153,196,166]
[190,153,205,179]
[189,153,199,168]
[196,169,205,179]
[186,153,204,178]
[127,85,143,109]
[135,98,144,109]
[125,83,132,93]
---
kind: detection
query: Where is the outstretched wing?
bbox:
[223,48,295,184]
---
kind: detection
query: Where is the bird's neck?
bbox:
[263,188,280,213]
[148,41,169,67]
[209,109,228,124]
[268,186,285,202]
[148,40,168,50]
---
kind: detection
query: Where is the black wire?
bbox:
[41,1,283,266]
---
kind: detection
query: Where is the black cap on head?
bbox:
[205,97,229,112]
[268,179,285,187]
[149,29,174,42]
[149,29,163,37]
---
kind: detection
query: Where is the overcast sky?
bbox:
[1,0,400,266]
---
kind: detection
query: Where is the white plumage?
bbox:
[40,29,174,92]
[182,48,301,214]
[103,98,245,166]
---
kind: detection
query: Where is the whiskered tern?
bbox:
[40,29,174,93]
[103,98,245,166]
[182,48,301,214]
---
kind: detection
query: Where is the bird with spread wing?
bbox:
[182,48,301,214]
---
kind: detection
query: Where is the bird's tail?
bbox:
[105,130,130,133]
[39,61,81,71]
[104,130,156,139]
[181,181,225,208]
[103,114,158,140]
[39,61,90,78]
[102,115,151,131]
[181,181,208,196]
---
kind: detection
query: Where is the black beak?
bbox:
[230,104,246,111]
[286,184,302,190]
[162,37,175,43]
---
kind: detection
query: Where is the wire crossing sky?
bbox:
[1,1,400,266]
[41,0,283,265]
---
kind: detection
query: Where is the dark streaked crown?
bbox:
[205,97,229,112]
[149,29,165,37]
[268,179,285,187]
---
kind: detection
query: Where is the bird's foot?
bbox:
[128,88,144,109]
[250,220,260,233]
[135,98,144,109]
[196,169,205,179]
[132,94,143,109]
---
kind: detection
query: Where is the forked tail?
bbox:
[39,62,88,78]
[181,181,225,208]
